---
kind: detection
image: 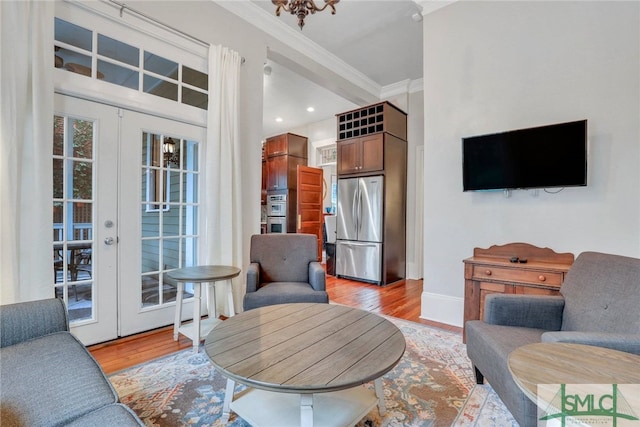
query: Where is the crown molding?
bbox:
[414,0,457,15]
[214,1,382,99]
[380,78,424,99]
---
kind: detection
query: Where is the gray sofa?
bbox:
[0,298,143,427]
[466,251,640,427]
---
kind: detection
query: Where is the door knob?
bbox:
[104,237,115,245]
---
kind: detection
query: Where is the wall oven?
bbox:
[267,194,287,217]
[267,216,287,234]
[267,193,287,233]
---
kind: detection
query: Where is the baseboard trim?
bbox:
[420,292,464,328]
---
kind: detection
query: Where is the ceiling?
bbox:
[222,1,426,138]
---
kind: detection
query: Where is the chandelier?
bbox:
[272,0,340,30]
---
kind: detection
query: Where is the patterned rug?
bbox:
[109,316,517,426]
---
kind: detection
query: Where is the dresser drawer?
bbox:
[471,265,563,286]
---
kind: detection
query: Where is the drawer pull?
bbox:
[538,275,546,282]
[485,270,492,276]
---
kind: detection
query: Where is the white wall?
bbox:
[421,1,640,326]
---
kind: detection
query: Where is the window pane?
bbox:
[183,173,198,203]
[58,48,95,78]
[142,274,160,307]
[182,237,197,266]
[162,238,180,270]
[144,52,178,80]
[141,239,160,273]
[53,203,63,242]
[68,284,93,322]
[182,87,208,110]
[182,206,198,235]
[142,205,159,238]
[55,18,92,51]
[163,206,179,237]
[98,60,138,90]
[53,158,64,198]
[53,116,64,155]
[182,66,207,90]
[98,34,139,67]
[72,160,93,199]
[143,75,178,101]
[71,119,93,159]
[68,202,92,239]
[184,140,198,172]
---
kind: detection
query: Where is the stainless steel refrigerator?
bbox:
[336,176,384,283]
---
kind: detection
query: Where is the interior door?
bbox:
[53,94,119,345]
[119,111,205,336]
[296,166,323,260]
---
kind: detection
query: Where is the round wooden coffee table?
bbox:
[509,342,640,404]
[204,303,406,427]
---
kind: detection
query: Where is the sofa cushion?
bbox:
[65,403,143,427]
[243,282,329,310]
[560,252,640,333]
[466,321,546,427]
[0,332,118,426]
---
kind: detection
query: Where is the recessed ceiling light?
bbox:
[306,107,315,112]
[275,117,283,122]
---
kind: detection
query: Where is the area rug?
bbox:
[109,316,517,426]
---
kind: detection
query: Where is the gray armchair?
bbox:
[466,251,640,427]
[243,233,329,311]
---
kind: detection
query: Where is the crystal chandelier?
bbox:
[272,0,340,30]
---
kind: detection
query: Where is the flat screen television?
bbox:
[462,120,587,191]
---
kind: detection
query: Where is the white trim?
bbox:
[420,292,463,328]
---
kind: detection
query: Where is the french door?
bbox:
[53,94,204,344]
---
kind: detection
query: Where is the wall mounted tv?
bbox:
[462,120,587,192]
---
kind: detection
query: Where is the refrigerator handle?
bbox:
[352,184,359,232]
[357,183,362,235]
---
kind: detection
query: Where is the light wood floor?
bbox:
[89,275,461,375]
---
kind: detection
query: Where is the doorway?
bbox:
[53,94,205,345]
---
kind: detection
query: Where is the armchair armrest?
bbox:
[308,262,326,292]
[246,263,260,293]
[542,332,640,356]
[484,294,565,330]
[0,299,69,348]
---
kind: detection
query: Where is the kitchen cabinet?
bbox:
[463,243,574,342]
[264,133,308,191]
[265,133,307,158]
[336,101,407,141]
[337,134,383,175]
[266,155,307,191]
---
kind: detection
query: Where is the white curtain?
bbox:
[203,45,243,314]
[0,1,54,304]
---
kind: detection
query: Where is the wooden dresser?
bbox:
[463,243,574,342]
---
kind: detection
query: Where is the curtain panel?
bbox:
[0,1,54,304]
[203,44,243,314]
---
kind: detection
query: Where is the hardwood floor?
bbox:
[89,275,461,375]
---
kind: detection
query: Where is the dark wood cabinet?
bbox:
[265,133,307,158]
[337,134,384,175]
[463,243,574,342]
[336,101,407,141]
[266,155,307,191]
[264,133,308,192]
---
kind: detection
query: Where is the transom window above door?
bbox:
[54,18,208,110]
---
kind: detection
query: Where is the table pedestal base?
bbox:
[222,378,385,427]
